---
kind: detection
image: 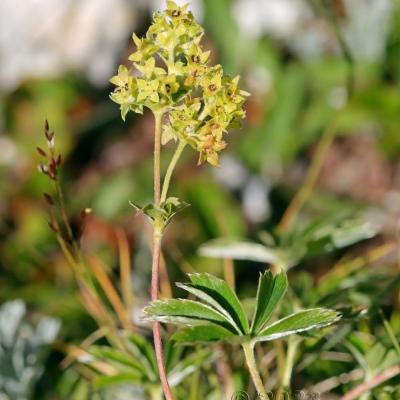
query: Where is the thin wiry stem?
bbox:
[154,112,163,205]
[160,141,186,204]
[54,180,74,243]
[151,111,174,400]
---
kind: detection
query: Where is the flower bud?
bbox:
[43,193,55,206]
[48,221,58,233]
[36,147,47,157]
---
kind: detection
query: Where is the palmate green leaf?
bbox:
[144,272,341,349]
[255,308,341,343]
[251,271,288,335]
[143,299,234,331]
[172,324,236,344]
[187,273,249,334]
[176,283,241,333]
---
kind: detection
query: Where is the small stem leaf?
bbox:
[130,197,189,228]
[255,308,341,343]
[130,201,165,221]
[251,271,288,335]
[172,324,237,344]
[144,299,236,331]
[162,197,190,225]
[176,283,242,334]
[199,238,280,264]
[188,273,250,334]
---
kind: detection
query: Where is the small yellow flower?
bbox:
[160,75,180,98]
[201,67,223,97]
[110,65,142,119]
[186,43,210,66]
[166,1,190,21]
[197,130,227,166]
[128,33,158,63]
[109,65,130,88]
[135,57,166,79]
[137,79,160,103]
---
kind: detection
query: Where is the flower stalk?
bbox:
[161,140,186,204]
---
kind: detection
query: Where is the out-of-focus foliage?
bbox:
[1,0,400,398]
[0,301,60,400]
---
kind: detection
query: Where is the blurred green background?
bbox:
[1,0,400,398]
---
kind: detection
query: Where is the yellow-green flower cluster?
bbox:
[110,1,249,165]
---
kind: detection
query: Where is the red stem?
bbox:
[151,234,173,399]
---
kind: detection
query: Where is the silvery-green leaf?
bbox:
[35,317,61,344]
[255,308,341,342]
[199,239,280,264]
[251,271,288,334]
[330,220,377,248]
[298,217,377,254]
[176,283,241,334]
[0,300,26,346]
[143,299,235,331]
[188,273,249,334]
[0,300,60,399]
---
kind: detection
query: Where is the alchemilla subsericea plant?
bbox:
[110,2,248,398]
[109,2,341,399]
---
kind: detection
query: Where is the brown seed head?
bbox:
[36,147,47,157]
